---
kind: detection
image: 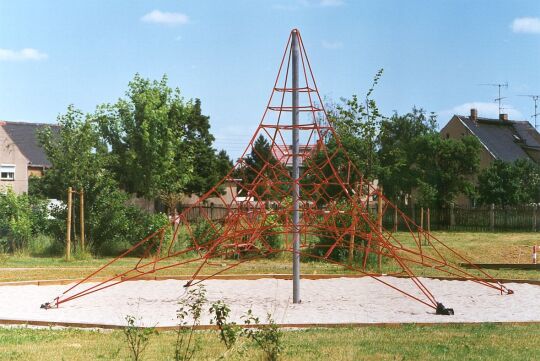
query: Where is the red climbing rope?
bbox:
[44,29,512,312]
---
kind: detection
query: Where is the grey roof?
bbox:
[456,115,540,162]
[1,121,59,167]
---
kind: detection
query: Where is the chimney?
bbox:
[499,113,508,121]
[470,108,477,121]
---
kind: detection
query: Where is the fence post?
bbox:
[393,206,398,232]
[66,187,72,261]
[450,202,455,229]
[419,206,424,245]
[427,208,431,244]
[377,187,383,272]
[490,203,495,232]
[533,204,537,232]
[80,189,85,251]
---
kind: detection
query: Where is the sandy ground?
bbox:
[0,277,539,327]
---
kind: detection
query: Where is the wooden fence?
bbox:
[180,203,540,232]
[178,204,229,221]
[383,204,540,232]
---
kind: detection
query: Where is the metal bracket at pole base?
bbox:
[40,297,59,310]
[435,302,454,315]
[40,302,52,310]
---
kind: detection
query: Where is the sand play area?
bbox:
[0,277,539,327]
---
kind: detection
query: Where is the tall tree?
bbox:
[37,106,167,253]
[378,107,438,202]
[96,74,194,200]
[239,135,281,200]
[37,105,109,203]
[183,99,233,195]
[332,69,384,181]
[415,134,481,206]
[477,159,540,207]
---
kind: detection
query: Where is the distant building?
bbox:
[440,109,540,205]
[441,108,540,168]
[271,143,317,168]
[0,121,58,194]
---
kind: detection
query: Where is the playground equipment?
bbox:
[41,29,513,314]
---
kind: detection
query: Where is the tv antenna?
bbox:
[519,94,540,129]
[479,82,508,115]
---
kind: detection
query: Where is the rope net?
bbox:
[49,29,512,311]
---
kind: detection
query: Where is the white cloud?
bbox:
[322,40,343,49]
[0,48,48,61]
[438,102,523,122]
[141,10,189,25]
[511,17,540,34]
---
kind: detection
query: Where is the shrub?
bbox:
[174,284,207,361]
[310,201,378,268]
[259,214,283,252]
[189,218,221,249]
[242,310,283,361]
[0,189,49,253]
[123,315,155,361]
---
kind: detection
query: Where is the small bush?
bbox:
[0,189,50,253]
[174,284,207,361]
[123,315,155,361]
[28,234,63,256]
[189,218,221,249]
[242,310,283,361]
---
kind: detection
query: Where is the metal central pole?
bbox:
[291,30,301,304]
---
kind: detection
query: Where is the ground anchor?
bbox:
[435,302,454,315]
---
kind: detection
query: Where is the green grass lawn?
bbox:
[0,323,538,361]
[0,232,539,360]
[0,231,537,283]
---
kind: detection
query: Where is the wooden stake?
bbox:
[427,208,431,244]
[349,182,359,266]
[420,206,424,245]
[349,222,356,266]
[80,189,85,251]
[66,187,72,260]
[393,206,398,232]
[377,186,383,272]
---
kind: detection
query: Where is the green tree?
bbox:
[378,107,438,203]
[96,74,194,200]
[183,99,233,196]
[239,135,283,200]
[37,106,168,254]
[37,105,109,204]
[332,69,384,181]
[477,159,540,207]
[415,135,481,206]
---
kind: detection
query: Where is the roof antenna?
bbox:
[479,82,509,116]
[518,94,540,129]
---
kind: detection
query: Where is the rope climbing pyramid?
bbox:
[45,29,513,313]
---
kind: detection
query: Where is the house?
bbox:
[441,108,540,168]
[440,109,540,205]
[0,121,58,194]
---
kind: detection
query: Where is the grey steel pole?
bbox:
[291,30,301,304]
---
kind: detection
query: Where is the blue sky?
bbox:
[1,0,539,159]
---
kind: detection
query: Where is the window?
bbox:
[0,164,15,181]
